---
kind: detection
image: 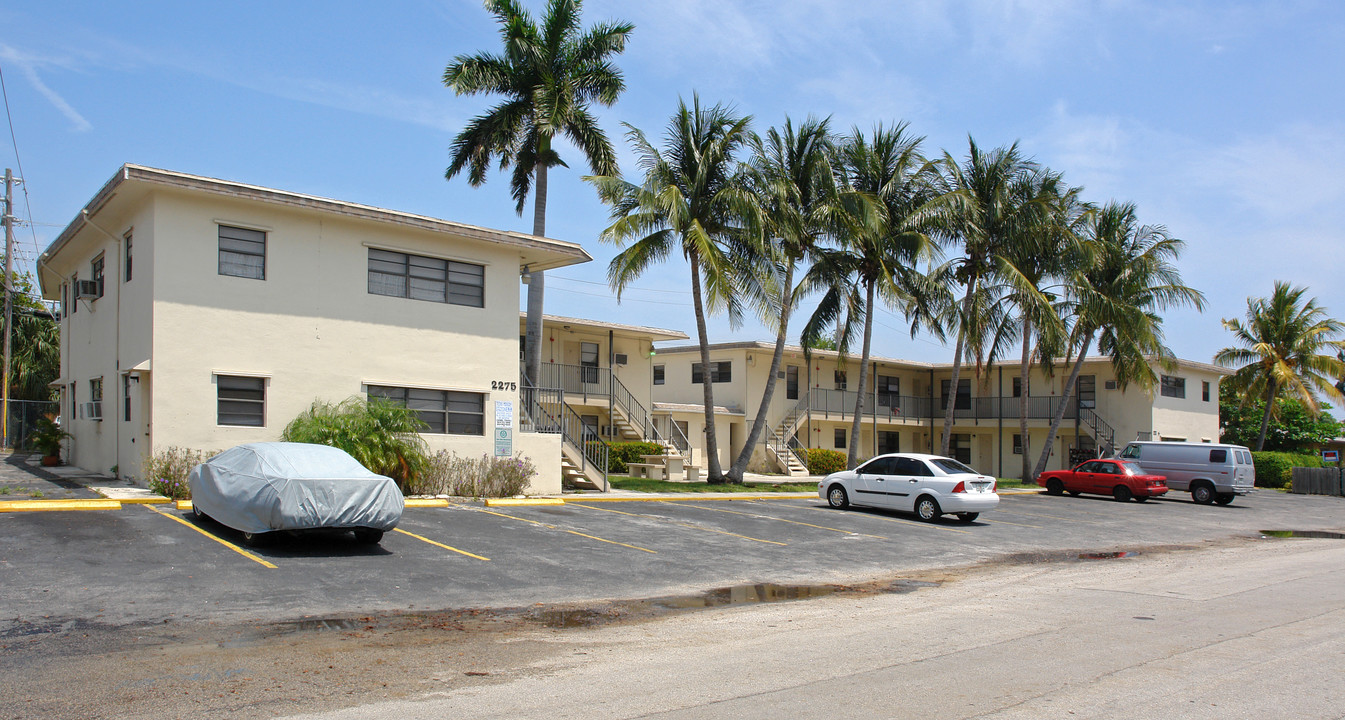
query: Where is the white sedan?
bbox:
[818,453,999,522]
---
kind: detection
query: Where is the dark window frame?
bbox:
[1160,375,1186,399]
[1202,380,1211,402]
[691,361,732,384]
[367,385,485,436]
[218,225,267,280]
[834,427,846,449]
[367,248,484,308]
[124,232,133,283]
[91,255,105,299]
[653,365,665,385]
[217,375,266,427]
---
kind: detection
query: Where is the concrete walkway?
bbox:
[0,452,168,503]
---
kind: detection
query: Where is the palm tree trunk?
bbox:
[1255,380,1278,451]
[848,279,876,469]
[1033,328,1095,478]
[941,283,976,455]
[1019,316,1033,481]
[523,159,549,386]
[727,262,795,482]
[689,253,725,483]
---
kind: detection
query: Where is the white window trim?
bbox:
[212,218,273,233]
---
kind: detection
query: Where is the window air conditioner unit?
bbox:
[76,280,100,298]
[778,371,786,379]
[613,353,628,366]
[1104,380,1118,390]
[83,401,103,420]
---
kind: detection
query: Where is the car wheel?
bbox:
[1045,479,1064,496]
[956,512,979,523]
[915,496,941,522]
[1214,494,1235,506]
[1191,483,1215,505]
[1112,485,1133,502]
[353,528,384,544]
[827,485,850,509]
[241,531,267,547]
[191,503,209,522]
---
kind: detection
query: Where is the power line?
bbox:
[0,61,46,270]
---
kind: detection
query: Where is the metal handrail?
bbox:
[520,382,609,486]
[525,362,655,444]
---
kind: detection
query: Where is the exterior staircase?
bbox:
[766,393,811,476]
[520,383,609,491]
[1080,406,1118,458]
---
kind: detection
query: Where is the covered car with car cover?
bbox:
[188,442,404,544]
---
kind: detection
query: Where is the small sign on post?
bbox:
[1322,449,1339,463]
[494,401,513,457]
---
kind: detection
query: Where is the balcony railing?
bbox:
[525,362,655,443]
[799,389,1081,422]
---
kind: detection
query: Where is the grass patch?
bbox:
[995,478,1038,489]
[609,476,817,493]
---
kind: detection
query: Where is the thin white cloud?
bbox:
[1190,123,1345,221]
[0,44,92,132]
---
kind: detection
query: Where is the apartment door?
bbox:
[877,375,900,409]
[580,342,600,385]
[1077,375,1096,409]
[786,366,799,400]
[878,431,900,454]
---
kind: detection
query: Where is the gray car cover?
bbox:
[189,442,404,534]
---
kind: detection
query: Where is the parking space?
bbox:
[2,487,1342,628]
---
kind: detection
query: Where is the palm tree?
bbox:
[800,123,944,470]
[1215,282,1345,450]
[723,116,842,482]
[995,170,1087,480]
[586,96,761,483]
[8,310,59,401]
[927,138,1042,456]
[444,0,633,385]
[1032,201,1205,477]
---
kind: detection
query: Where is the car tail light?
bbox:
[990,480,997,493]
[952,481,966,493]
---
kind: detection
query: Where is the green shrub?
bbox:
[144,447,217,500]
[281,397,429,488]
[1251,451,1324,489]
[607,441,663,474]
[806,448,847,475]
[405,451,537,498]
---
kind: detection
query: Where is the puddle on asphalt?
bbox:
[1259,530,1345,539]
[1079,551,1139,560]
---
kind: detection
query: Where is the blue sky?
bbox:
[3,1,1343,365]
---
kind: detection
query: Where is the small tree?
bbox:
[281,397,430,487]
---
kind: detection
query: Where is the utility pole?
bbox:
[2,168,14,448]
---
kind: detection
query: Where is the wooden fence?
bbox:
[1291,467,1345,496]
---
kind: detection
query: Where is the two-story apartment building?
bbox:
[651,342,1227,479]
[38,165,590,494]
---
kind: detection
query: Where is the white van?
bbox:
[1117,441,1256,505]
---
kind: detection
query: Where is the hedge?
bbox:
[1251,451,1325,489]
[806,448,847,475]
[608,441,664,474]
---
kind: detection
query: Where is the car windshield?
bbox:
[1118,461,1144,475]
[930,457,978,475]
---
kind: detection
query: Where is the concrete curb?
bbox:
[0,499,124,512]
[563,493,817,502]
[404,499,453,508]
[484,498,566,507]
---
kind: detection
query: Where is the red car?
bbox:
[1037,459,1168,502]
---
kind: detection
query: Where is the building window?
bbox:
[1013,434,1023,455]
[367,385,484,435]
[124,233,133,283]
[1202,380,1211,402]
[123,375,132,422]
[941,379,971,410]
[653,365,665,385]
[580,342,600,384]
[692,361,731,384]
[834,370,847,390]
[951,433,971,464]
[787,366,799,400]
[834,427,846,449]
[1012,377,1022,398]
[367,248,484,307]
[91,255,105,298]
[217,375,266,426]
[879,431,899,454]
[61,283,67,318]
[89,378,103,421]
[1160,375,1186,399]
[70,273,78,314]
[69,382,77,421]
[519,335,526,361]
[877,375,899,407]
[218,225,267,279]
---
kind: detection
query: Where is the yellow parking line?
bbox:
[392,528,490,561]
[753,501,972,534]
[143,505,277,569]
[570,503,788,546]
[475,508,657,554]
[663,501,887,539]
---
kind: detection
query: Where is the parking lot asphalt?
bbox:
[3,470,1343,633]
